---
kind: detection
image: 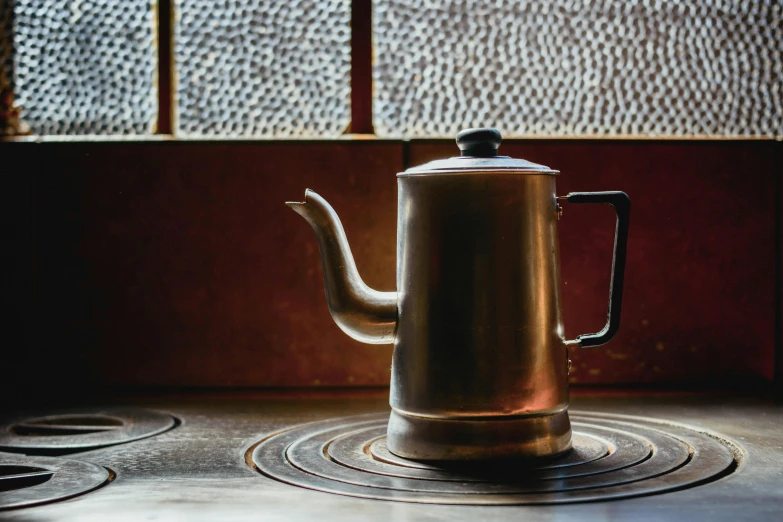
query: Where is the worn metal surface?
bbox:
[0,454,108,510]
[0,392,779,521]
[360,430,610,471]
[251,411,736,504]
[0,409,175,453]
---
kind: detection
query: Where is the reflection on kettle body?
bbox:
[287,128,630,461]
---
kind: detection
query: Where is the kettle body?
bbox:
[287,129,630,460]
[390,172,571,459]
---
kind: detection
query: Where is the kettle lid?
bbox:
[399,128,558,176]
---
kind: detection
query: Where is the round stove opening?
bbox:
[0,408,177,454]
[0,455,110,510]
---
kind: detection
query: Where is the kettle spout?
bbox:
[286,189,398,344]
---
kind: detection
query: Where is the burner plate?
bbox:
[0,408,176,454]
[0,454,109,510]
[248,411,741,504]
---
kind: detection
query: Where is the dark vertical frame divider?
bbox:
[350,0,373,133]
[156,0,173,134]
[777,143,782,389]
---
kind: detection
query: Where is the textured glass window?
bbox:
[373,0,783,138]
[1,0,157,135]
[174,0,352,137]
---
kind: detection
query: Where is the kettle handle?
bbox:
[561,191,631,347]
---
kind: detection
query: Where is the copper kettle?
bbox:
[287,128,630,460]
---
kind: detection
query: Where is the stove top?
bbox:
[0,392,780,521]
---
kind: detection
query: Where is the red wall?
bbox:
[2,139,779,397]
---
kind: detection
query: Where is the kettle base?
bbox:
[386,409,572,461]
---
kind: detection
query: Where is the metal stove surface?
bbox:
[0,392,781,521]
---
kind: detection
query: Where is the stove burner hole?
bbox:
[248,412,743,505]
[0,455,109,510]
[0,466,53,493]
[0,409,177,454]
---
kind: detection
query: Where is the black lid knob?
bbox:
[456,128,502,157]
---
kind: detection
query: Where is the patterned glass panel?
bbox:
[174,0,351,137]
[373,0,783,137]
[1,0,157,135]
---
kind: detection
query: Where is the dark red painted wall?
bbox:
[1,139,779,398]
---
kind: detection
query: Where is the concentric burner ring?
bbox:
[248,411,741,505]
[0,408,176,453]
[0,453,110,510]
